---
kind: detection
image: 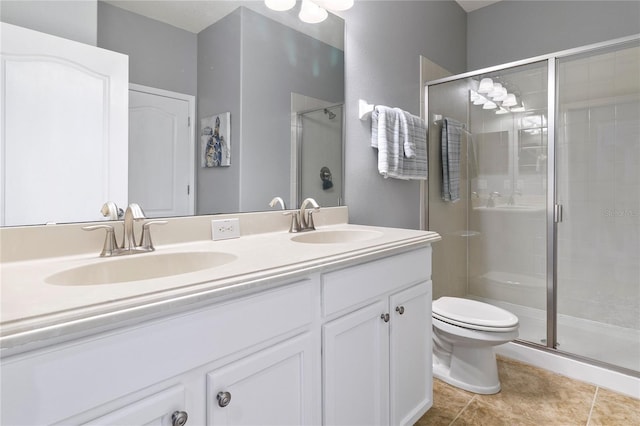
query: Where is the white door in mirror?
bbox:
[0,23,128,226]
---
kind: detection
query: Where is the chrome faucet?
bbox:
[284,198,320,233]
[486,191,502,208]
[122,203,146,251]
[84,202,166,256]
[269,196,286,210]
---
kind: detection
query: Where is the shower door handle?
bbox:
[554,204,563,223]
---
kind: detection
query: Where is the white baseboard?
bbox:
[496,342,640,399]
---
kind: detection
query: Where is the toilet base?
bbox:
[433,345,501,394]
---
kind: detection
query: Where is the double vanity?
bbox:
[0,207,440,425]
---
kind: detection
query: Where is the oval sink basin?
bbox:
[291,229,383,244]
[46,251,237,286]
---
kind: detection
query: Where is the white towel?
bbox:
[371,106,428,180]
[371,105,402,178]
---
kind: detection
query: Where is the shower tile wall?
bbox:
[556,44,640,331]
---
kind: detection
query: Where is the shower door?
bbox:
[466,61,550,347]
[427,36,639,375]
[555,40,640,373]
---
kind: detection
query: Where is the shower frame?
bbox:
[423,33,640,378]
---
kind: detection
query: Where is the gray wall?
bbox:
[342,0,467,229]
[467,0,640,70]
[0,0,97,45]
[241,7,344,212]
[197,9,242,215]
[97,2,197,96]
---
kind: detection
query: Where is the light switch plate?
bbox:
[211,218,240,240]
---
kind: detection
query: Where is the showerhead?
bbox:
[324,108,336,120]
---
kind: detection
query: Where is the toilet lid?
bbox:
[433,297,519,330]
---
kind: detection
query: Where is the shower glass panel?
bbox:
[427,61,549,347]
[555,41,640,372]
[297,104,343,207]
[467,61,549,346]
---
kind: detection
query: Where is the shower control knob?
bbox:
[381,313,390,322]
[171,411,188,426]
[217,391,232,408]
[396,306,405,315]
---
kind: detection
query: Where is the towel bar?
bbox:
[358,99,374,120]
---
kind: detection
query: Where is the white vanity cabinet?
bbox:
[322,247,433,426]
[0,280,317,426]
[1,241,436,426]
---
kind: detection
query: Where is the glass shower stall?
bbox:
[426,36,639,375]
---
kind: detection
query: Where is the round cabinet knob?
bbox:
[396,306,405,315]
[171,411,188,426]
[217,391,232,408]
[381,313,390,322]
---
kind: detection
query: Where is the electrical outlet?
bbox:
[211,218,240,240]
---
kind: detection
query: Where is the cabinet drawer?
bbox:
[1,280,314,425]
[322,247,431,317]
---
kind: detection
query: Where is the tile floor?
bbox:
[416,356,640,426]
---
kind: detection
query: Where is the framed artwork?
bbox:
[201,112,230,167]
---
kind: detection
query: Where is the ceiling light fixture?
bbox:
[477,78,493,94]
[510,100,526,112]
[483,101,497,110]
[265,0,296,11]
[488,83,504,99]
[266,0,353,24]
[299,0,328,23]
[502,93,517,107]
[320,0,354,11]
[473,95,488,105]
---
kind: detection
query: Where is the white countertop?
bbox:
[1,219,440,353]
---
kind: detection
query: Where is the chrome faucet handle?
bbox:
[283,210,301,233]
[139,220,168,251]
[83,224,118,257]
[306,210,317,231]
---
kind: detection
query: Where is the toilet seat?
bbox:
[433,297,519,332]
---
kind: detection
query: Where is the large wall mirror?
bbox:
[0,0,345,226]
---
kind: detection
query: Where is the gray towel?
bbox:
[371,106,428,180]
[442,117,462,202]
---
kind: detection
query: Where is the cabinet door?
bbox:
[206,333,314,426]
[389,282,433,426]
[323,301,389,426]
[79,386,187,426]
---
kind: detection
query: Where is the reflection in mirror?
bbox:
[0,0,344,226]
[297,103,344,208]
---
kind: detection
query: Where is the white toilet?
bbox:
[432,297,519,394]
